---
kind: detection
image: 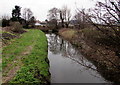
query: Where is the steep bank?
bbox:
[2,29,50,84]
[59,28,120,83]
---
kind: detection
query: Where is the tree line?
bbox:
[47,0,120,29]
[47,6,72,29]
[47,0,120,57]
[2,5,36,28]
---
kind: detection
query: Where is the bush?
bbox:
[10,22,23,32]
[2,19,10,27]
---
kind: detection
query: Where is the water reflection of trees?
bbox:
[47,33,97,71]
[47,34,114,82]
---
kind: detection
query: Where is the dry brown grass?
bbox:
[59,28,77,40]
[58,28,120,82]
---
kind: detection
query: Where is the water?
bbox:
[46,33,109,83]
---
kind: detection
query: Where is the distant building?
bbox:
[35,22,42,26]
[40,21,47,27]
[35,20,47,27]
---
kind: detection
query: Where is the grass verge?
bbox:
[2,29,50,84]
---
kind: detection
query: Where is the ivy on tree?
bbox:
[11,5,21,21]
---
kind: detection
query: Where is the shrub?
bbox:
[10,22,23,32]
[2,19,10,27]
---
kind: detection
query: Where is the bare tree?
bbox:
[48,7,59,20]
[77,0,120,57]
[22,8,33,21]
[59,10,65,28]
[92,0,120,44]
[95,0,120,57]
[47,6,71,28]
[22,8,27,21]
[22,8,34,28]
[47,7,59,29]
[64,6,72,28]
[2,15,10,20]
[59,6,71,28]
[74,9,90,29]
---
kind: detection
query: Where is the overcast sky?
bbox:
[0,0,98,21]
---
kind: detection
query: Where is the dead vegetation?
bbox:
[59,28,120,83]
[1,23,26,47]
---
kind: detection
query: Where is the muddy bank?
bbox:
[58,28,120,83]
[1,27,26,47]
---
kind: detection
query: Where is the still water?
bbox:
[46,33,109,83]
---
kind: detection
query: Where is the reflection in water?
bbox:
[46,33,109,83]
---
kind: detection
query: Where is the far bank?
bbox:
[58,28,120,83]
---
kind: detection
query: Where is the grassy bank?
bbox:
[0,27,2,84]
[2,29,50,84]
[59,28,120,83]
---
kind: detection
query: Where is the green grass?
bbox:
[2,29,49,83]
[0,63,1,72]
[2,30,36,69]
